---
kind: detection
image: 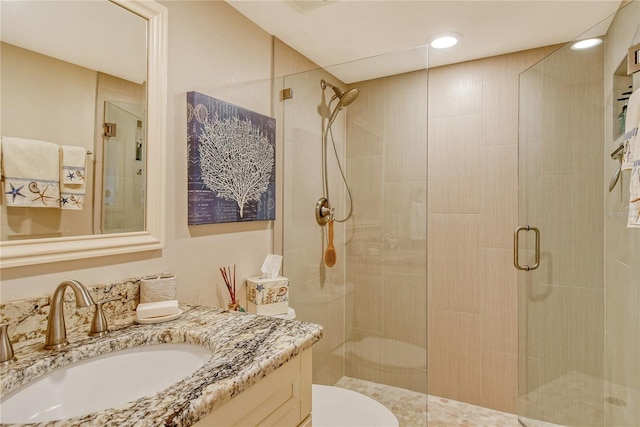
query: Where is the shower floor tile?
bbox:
[335,377,428,426]
[427,395,521,427]
[335,377,561,427]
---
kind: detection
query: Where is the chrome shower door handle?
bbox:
[514,225,540,271]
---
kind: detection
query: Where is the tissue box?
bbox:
[246,276,289,316]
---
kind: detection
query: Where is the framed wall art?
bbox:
[187,91,276,224]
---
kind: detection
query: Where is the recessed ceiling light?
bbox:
[429,33,462,49]
[571,38,603,50]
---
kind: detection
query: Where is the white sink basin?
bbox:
[0,343,213,424]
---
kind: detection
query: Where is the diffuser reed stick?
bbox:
[220,265,241,311]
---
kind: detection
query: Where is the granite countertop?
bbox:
[0,305,323,427]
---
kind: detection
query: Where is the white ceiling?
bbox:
[1,1,147,84]
[227,0,622,83]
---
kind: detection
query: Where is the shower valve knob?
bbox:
[316,197,332,225]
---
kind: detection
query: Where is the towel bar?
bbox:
[609,142,624,192]
[610,142,624,159]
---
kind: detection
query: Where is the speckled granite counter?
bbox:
[0,304,323,427]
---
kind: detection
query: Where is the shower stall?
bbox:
[274,2,639,424]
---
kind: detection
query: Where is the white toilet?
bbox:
[271,309,399,427]
[311,384,399,427]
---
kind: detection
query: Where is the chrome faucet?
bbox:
[44,280,94,350]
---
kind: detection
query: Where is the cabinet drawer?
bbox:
[192,348,311,427]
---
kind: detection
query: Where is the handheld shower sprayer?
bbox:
[322,79,360,129]
[318,79,360,267]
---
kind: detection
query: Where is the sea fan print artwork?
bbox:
[187,92,276,224]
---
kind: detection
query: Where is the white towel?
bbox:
[60,145,87,210]
[59,189,85,210]
[622,89,640,171]
[1,136,60,208]
[61,145,86,184]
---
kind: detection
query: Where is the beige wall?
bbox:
[427,47,555,413]
[1,43,96,239]
[1,2,274,312]
[604,1,640,425]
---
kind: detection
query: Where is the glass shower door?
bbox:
[102,100,146,234]
[276,41,428,426]
[517,37,605,427]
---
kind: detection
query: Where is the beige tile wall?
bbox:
[427,47,556,414]
[345,71,428,394]
[336,46,559,410]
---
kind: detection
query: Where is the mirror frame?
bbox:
[0,0,167,269]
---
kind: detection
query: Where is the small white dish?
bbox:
[136,309,183,325]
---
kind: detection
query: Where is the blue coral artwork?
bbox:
[187,91,276,224]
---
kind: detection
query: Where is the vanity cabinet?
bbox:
[192,348,312,427]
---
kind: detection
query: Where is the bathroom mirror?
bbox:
[0,0,167,268]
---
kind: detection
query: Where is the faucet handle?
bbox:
[0,323,17,366]
[89,297,121,337]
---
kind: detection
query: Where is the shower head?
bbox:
[322,80,359,128]
[338,88,359,107]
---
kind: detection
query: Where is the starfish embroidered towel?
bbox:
[1,136,60,208]
[61,145,86,184]
[60,145,87,210]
